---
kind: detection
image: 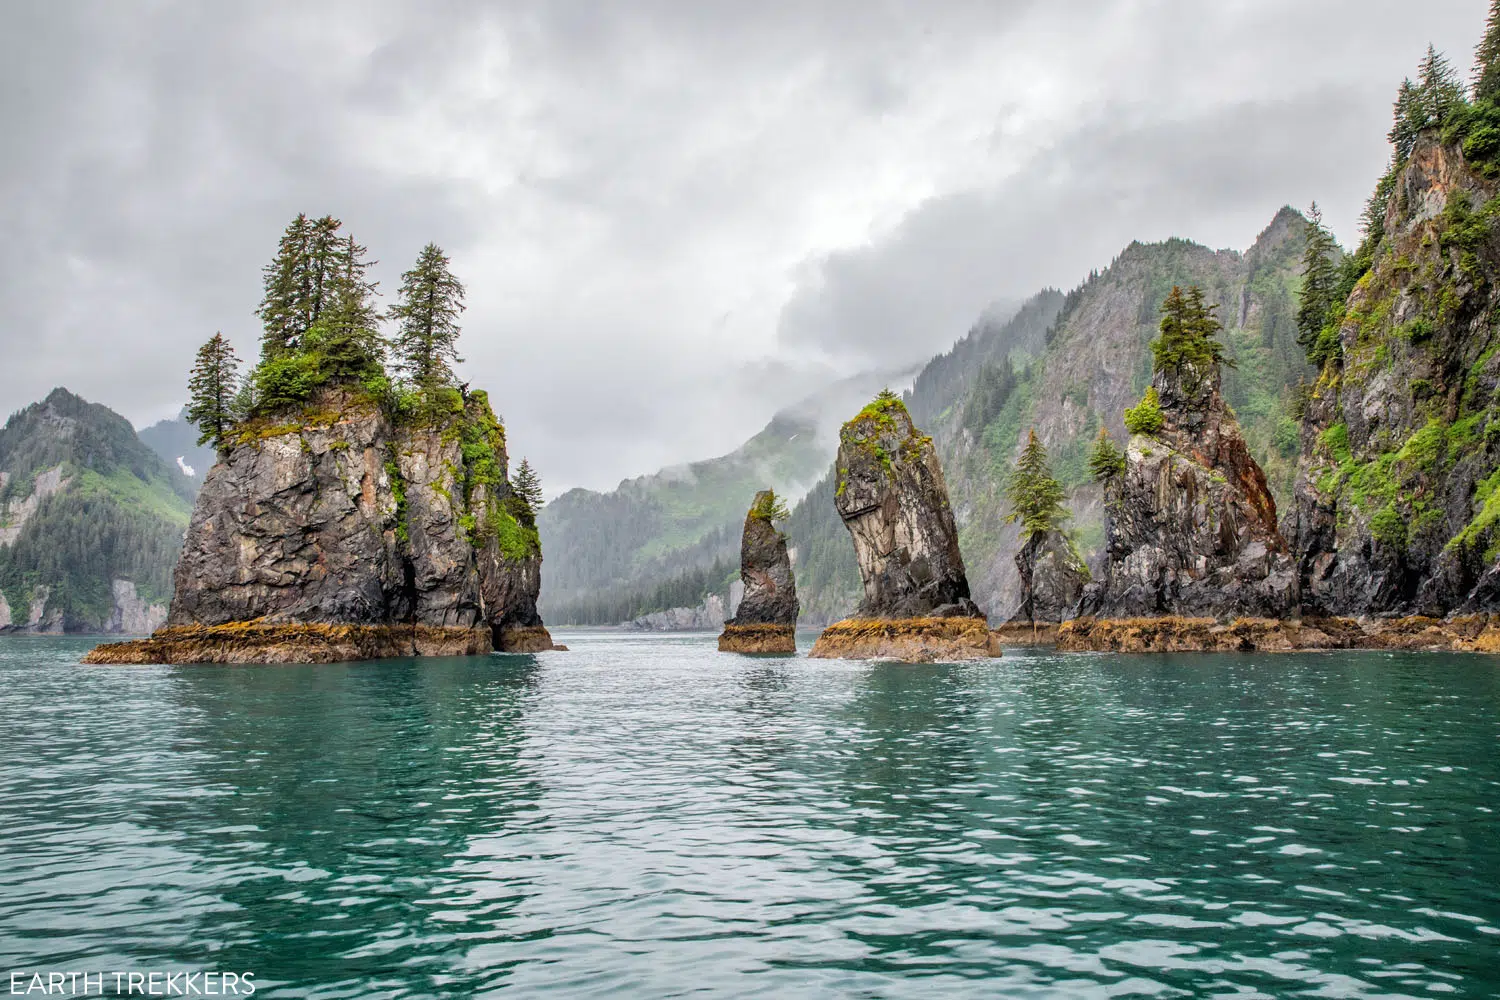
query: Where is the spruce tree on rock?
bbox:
[1089,428,1125,483]
[1476,1,1500,103]
[256,213,313,358]
[186,332,242,449]
[1005,429,1068,541]
[1296,203,1341,361]
[309,233,383,380]
[1418,45,1466,125]
[1151,285,1231,383]
[390,243,466,389]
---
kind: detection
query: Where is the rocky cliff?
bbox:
[1290,136,1500,615]
[0,388,190,633]
[719,490,799,652]
[88,387,554,662]
[1086,354,1296,618]
[809,394,997,661]
[1010,530,1089,624]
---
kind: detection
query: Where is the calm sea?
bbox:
[1,632,1497,998]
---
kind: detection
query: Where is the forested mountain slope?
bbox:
[538,369,912,623]
[0,388,194,632]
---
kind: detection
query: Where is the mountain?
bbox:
[0,388,195,633]
[786,208,1313,622]
[537,368,916,623]
[138,408,217,486]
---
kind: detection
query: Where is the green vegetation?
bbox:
[510,458,543,528]
[185,333,242,449]
[1124,386,1165,435]
[1296,204,1345,369]
[749,489,791,524]
[1089,428,1126,483]
[1004,430,1069,541]
[1150,285,1232,383]
[385,459,410,544]
[388,242,466,389]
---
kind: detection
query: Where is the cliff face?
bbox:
[1010,530,1089,624]
[1290,137,1500,615]
[167,388,546,650]
[1087,361,1296,618]
[719,491,799,653]
[832,396,979,619]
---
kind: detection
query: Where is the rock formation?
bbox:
[809,393,999,661]
[1289,136,1500,616]
[86,387,556,663]
[718,490,799,653]
[1009,529,1089,625]
[1083,351,1296,620]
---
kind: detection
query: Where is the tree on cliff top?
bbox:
[1005,430,1068,541]
[1477,2,1500,103]
[250,215,385,412]
[1150,285,1232,380]
[186,333,241,449]
[510,458,544,527]
[1089,428,1125,483]
[390,242,467,389]
[1296,204,1342,368]
[749,489,791,524]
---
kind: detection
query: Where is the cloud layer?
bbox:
[0,1,1484,491]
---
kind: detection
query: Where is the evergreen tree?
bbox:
[1418,44,1466,125]
[256,213,313,358]
[185,333,241,449]
[1296,203,1341,355]
[307,233,383,380]
[1004,429,1069,541]
[1088,428,1125,483]
[749,489,791,523]
[389,242,466,388]
[1476,1,1500,103]
[512,458,544,515]
[1150,285,1231,379]
[1388,80,1426,162]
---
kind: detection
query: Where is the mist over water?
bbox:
[1,634,1497,997]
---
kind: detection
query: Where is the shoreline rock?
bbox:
[812,393,996,662]
[1057,614,1500,653]
[86,386,556,664]
[83,623,493,664]
[718,623,797,654]
[718,490,800,654]
[809,617,1001,662]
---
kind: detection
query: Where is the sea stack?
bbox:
[809,392,999,662]
[1008,529,1089,627]
[717,490,799,653]
[85,387,557,664]
[1064,288,1295,648]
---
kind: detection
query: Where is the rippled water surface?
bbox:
[2,632,1498,997]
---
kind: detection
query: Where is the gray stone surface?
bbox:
[169,389,543,641]
[724,490,799,627]
[833,399,979,619]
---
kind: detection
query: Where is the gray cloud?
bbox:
[0,0,1486,491]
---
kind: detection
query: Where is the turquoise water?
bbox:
[1,632,1498,998]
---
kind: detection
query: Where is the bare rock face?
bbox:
[1009,530,1089,624]
[811,395,996,661]
[90,388,555,663]
[833,396,980,619]
[1085,360,1296,619]
[719,490,798,653]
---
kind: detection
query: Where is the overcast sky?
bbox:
[0,1,1485,492]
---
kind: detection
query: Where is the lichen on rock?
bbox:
[812,393,998,661]
[88,386,556,663]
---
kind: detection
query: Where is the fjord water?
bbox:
[1,634,1497,998]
